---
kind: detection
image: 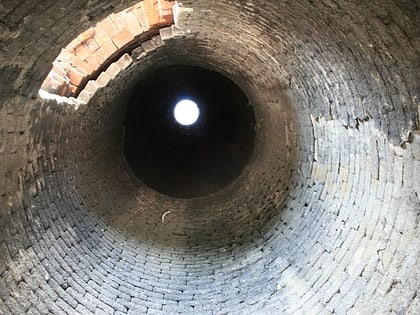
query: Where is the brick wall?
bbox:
[39,0,175,103]
[0,0,419,314]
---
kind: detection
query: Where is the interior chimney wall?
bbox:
[0,1,419,314]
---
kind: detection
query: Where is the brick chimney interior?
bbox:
[0,0,419,314]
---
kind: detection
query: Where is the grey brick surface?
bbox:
[0,0,419,314]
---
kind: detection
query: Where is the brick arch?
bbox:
[39,0,179,105]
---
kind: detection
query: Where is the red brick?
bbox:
[75,59,96,76]
[112,29,135,49]
[88,50,106,64]
[57,48,73,64]
[95,42,118,62]
[160,12,174,24]
[67,37,82,52]
[161,12,174,24]
[69,54,81,69]
[41,73,68,95]
[69,83,78,95]
[96,17,120,39]
[49,69,65,83]
[109,13,127,30]
[61,83,74,97]
[83,54,102,72]
[67,66,88,87]
[131,6,149,30]
[40,0,175,99]
[142,0,174,27]
[93,28,113,47]
[82,37,100,52]
[78,27,95,43]
[159,0,175,22]
[120,11,143,37]
[52,61,67,77]
[73,43,90,61]
[142,0,161,28]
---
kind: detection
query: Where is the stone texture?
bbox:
[0,0,419,315]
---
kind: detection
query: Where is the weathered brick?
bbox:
[130,5,149,31]
[159,26,173,40]
[83,54,102,72]
[73,43,91,61]
[95,41,119,62]
[104,62,122,79]
[142,0,162,28]
[115,53,133,70]
[67,66,88,87]
[151,35,164,47]
[141,39,156,52]
[3,2,420,315]
[96,71,112,88]
[78,28,96,43]
[77,89,93,103]
[120,11,143,37]
[112,29,135,49]
[82,37,100,52]
[92,28,113,47]
[96,18,120,39]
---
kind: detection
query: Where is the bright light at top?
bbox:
[174,99,200,126]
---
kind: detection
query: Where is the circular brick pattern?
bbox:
[0,1,419,314]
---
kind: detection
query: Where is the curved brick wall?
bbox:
[39,0,174,99]
[0,0,419,314]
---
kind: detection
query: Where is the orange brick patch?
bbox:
[96,18,120,39]
[120,11,143,37]
[142,0,174,28]
[112,29,135,49]
[77,28,96,43]
[159,0,175,23]
[73,43,91,61]
[95,42,119,62]
[40,0,175,99]
[82,37,100,52]
[67,66,88,87]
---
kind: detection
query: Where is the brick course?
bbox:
[1,0,419,314]
[39,0,176,100]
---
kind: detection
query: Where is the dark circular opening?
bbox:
[123,65,256,198]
